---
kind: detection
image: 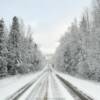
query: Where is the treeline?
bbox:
[0,16,45,76]
[53,0,100,81]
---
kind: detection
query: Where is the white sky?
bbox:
[0,0,91,55]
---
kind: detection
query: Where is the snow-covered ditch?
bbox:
[55,71,100,100]
[0,70,44,100]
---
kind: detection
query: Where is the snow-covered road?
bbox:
[0,67,99,100]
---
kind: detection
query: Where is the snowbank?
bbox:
[56,71,100,100]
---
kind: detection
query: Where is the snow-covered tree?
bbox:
[0,19,8,76]
[7,16,21,74]
[93,0,100,29]
[53,0,100,81]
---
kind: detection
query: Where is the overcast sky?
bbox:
[0,0,91,55]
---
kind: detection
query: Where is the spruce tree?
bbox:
[0,19,7,76]
[7,16,20,74]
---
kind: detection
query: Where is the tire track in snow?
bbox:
[50,73,64,100]
[56,74,94,100]
[6,71,48,100]
[37,75,48,100]
[26,72,48,100]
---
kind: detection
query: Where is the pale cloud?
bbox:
[33,20,67,54]
[0,0,92,54]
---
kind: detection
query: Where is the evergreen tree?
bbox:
[93,0,100,29]
[7,16,21,74]
[0,19,8,76]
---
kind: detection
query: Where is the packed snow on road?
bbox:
[0,67,99,100]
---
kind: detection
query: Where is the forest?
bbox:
[53,0,100,81]
[0,16,45,76]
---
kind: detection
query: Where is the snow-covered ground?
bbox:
[46,71,74,100]
[0,67,75,100]
[0,66,99,100]
[18,71,48,100]
[55,70,100,100]
[50,72,74,100]
[18,71,75,100]
[0,69,45,100]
